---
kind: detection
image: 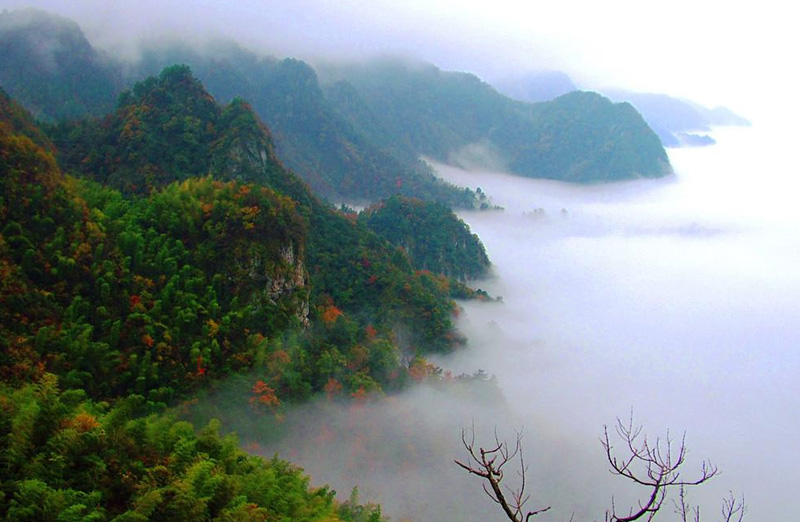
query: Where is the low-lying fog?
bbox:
[252,125,798,522]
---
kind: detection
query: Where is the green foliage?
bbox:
[323,60,512,161]
[0,9,120,121]
[0,376,387,522]
[135,45,479,208]
[0,17,498,522]
[1,168,312,400]
[51,64,274,193]
[323,59,672,182]
[360,195,490,281]
[3,69,468,407]
[510,91,673,181]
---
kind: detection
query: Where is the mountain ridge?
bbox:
[2,8,674,199]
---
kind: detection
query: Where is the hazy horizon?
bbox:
[238,123,797,522]
[1,0,795,125]
[3,3,797,520]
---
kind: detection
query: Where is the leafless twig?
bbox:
[602,413,718,522]
[454,425,550,522]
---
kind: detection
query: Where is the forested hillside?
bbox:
[360,195,490,281]
[2,9,674,201]
[134,42,480,208]
[322,59,672,182]
[0,7,682,521]
[0,8,120,120]
[5,65,470,402]
[0,377,387,522]
[0,66,476,518]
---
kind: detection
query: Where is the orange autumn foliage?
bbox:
[324,378,343,399]
[365,324,378,340]
[65,412,100,433]
[408,358,437,383]
[351,387,369,403]
[250,379,280,409]
[320,305,343,325]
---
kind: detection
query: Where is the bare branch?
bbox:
[454,426,550,522]
[602,415,719,522]
[457,415,743,522]
[720,492,746,522]
[674,486,700,522]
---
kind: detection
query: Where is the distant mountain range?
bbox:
[492,70,578,103]
[0,8,121,120]
[602,89,751,147]
[493,70,751,148]
[1,8,673,205]
[320,59,671,182]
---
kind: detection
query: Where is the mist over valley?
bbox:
[203,125,799,522]
[1,2,797,521]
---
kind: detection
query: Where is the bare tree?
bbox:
[602,414,718,522]
[454,426,551,522]
[673,488,746,522]
[456,414,743,522]
[718,492,746,522]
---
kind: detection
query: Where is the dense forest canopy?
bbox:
[0,64,482,519]
[0,7,687,521]
[360,195,491,282]
[1,9,673,204]
[320,59,672,182]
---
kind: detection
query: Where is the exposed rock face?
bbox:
[235,239,310,329]
[265,243,310,327]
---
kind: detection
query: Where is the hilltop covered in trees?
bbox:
[360,195,491,282]
[2,9,673,206]
[0,7,683,521]
[0,65,486,518]
[320,59,672,182]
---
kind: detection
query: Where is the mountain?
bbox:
[51,63,288,193]
[491,71,751,149]
[691,102,752,127]
[0,76,484,520]
[0,8,121,120]
[322,59,672,182]
[2,10,672,196]
[492,69,578,102]
[360,195,491,282]
[0,90,391,517]
[602,89,751,147]
[511,91,672,181]
[134,42,480,208]
[2,80,311,400]
[4,66,482,419]
[1,48,506,511]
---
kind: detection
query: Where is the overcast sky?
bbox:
[2,0,795,124]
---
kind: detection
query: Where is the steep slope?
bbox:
[512,91,672,181]
[2,9,672,195]
[322,58,672,182]
[360,196,490,281]
[603,89,752,147]
[0,10,475,208]
[52,64,286,193]
[0,8,120,120]
[1,85,311,401]
[135,42,479,207]
[44,67,467,398]
[1,90,391,516]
